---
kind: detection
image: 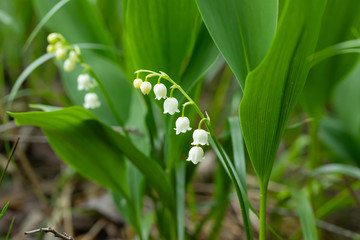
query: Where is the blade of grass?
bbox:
[176,161,185,240]
[5,217,15,240]
[0,202,10,220]
[24,0,71,49]
[312,164,360,179]
[0,137,19,185]
[6,53,54,111]
[293,191,318,240]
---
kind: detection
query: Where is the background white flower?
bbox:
[153,83,167,100]
[187,146,205,164]
[163,97,180,115]
[84,93,101,109]
[174,117,191,134]
[192,129,209,145]
[55,47,67,60]
[63,59,76,72]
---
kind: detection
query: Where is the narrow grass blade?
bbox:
[176,161,185,240]
[293,191,318,240]
[6,53,54,111]
[24,0,71,48]
[0,202,10,220]
[5,217,15,240]
[228,116,246,189]
[0,137,19,185]
[208,136,253,239]
[312,164,360,179]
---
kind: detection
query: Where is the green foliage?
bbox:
[196,0,277,89]
[293,191,318,240]
[301,0,360,118]
[240,0,327,185]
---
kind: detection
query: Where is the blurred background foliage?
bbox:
[1,0,360,239]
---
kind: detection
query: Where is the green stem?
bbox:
[259,184,268,240]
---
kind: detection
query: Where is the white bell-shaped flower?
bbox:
[187,146,205,164]
[192,129,209,145]
[55,47,67,60]
[174,117,191,135]
[153,83,167,100]
[140,81,152,95]
[84,93,101,109]
[77,74,94,91]
[163,97,180,115]
[133,78,143,89]
[63,59,76,72]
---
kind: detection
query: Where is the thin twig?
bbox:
[0,137,19,185]
[24,227,74,240]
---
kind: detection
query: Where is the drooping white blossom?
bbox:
[192,129,209,146]
[153,83,167,100]
[133,78,143,89]
[84,93,101,109]
[77,74,94,91]
[174,117,191,135]
[163,97,180,115]
[140,81,152,95]
[187,146,205,164]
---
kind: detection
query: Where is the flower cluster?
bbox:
[133,70,210,164]
[46,33,100,109]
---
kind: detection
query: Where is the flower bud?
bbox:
[187,146,205,164]
[153,83,167,100]
[47,33,59,44]
[63,59,76,72]
[192,129,209,145]
[163,97,180,115]
[174,117,191,135]
[133,78,143,89]
[47,44,56,53]
[84,93,101,109]
[140,81,152,95]
[77,74,94,91]
[55,47,67,60]
[68,50,79,62]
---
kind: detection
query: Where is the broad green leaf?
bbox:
[293,191,318,240]
[123,0,200,80]
[196,0,278,89]
[301,0,360,118]
[333,61,360,143]
[312,164,360,180]
[9,107,175,210]
[240,0,327,185]
[319,117,360,166]
[181,24,219,91]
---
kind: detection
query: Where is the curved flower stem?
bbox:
[136,69,253,240]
